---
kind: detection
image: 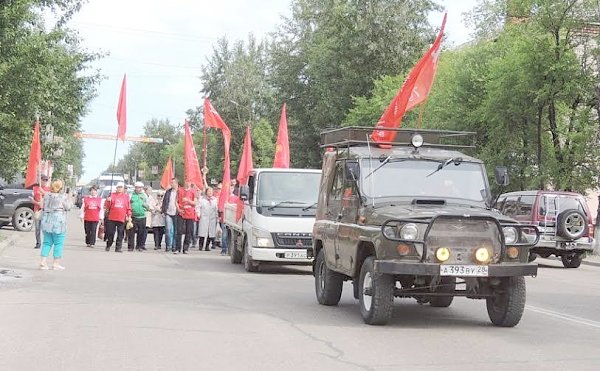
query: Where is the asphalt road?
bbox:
[1,211,600,371]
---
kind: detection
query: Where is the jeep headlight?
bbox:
[400,223,419,240]
[253,228,274,248]
[503,226,518,245]
[383,226,397,239]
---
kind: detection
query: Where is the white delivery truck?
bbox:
[224,168,321,272]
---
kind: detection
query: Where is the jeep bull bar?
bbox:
[376,214,540,276]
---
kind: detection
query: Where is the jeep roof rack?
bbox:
[320,126,476,149]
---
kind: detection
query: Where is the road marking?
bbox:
[526,304,600,329]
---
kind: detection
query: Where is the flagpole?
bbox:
[202,126,207,169]
[109,137,118,190]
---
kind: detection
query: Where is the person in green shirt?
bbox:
[127,181,150,251]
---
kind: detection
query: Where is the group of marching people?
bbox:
[80,176,230,255]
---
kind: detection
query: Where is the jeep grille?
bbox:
[424,218,502,264]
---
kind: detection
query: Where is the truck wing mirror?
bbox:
[345,162,360,182]
[494,166,509,186]
[239,185,250,201]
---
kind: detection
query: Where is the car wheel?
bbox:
[359,256,394,325]
[229,229,242,264]
[242,237,259,272]
[528,253,538,262]
[486,276,526,327]
[314,249,343,305]
[12,207,34,232]
[429,276,455,308]
[561,253,583,268]
[556,209,587,240]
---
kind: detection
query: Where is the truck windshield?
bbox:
[360,159,487,202]
[257,172,321,208]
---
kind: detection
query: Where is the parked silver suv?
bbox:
[0,180,35,232]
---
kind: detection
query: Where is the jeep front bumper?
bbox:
[374,260,538,277]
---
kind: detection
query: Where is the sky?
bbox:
[67,0,479,183]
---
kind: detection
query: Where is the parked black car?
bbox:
[0,180,35,232]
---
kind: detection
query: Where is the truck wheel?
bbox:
[315,249,343,305]
[242,239,259,272]
[486,276,526,327]
[359,256,394,325]
[561,253,583,268]
[429,277,455,308]
[12,207,34,232]
[229,229,242,264]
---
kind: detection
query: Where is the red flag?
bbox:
[160,156,174,190]
[273,103,290,168]
[236,127,254,221]
[203,98,232,211]
[371,13,447,143]
[24,120,42,189]
[183,120,204,190]
[116,74,127,141]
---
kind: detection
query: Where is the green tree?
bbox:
[269,0,439,168]
[0,0,101,181]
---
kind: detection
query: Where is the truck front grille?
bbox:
[272,232,313,249]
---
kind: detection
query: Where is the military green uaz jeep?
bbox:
[309,127,540,327]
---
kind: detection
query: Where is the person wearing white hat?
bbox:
[127,181,150,251]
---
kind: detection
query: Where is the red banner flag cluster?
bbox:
[183,120,204,190]
[116,74,127,141]
[236,127,254,221]
[273,103,290,168]
[160,156,174,190]
[204,98,232,211]
[24,120,42,189]
[371,13,447,144]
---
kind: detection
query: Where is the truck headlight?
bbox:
[503,227,518,244]
[400,223,419,240]
[253,228,274,248]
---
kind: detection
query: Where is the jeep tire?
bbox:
[229,229,242,264]
[561,253,583,268]
[359,256,394,325]
[556,209,587,240]
[12,207,34,232]
[486,276,526,327]
[242,238,259,272]
[315,249,343,305]
[429,277,455,308]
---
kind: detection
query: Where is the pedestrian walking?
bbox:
[127,181,150,251]
[30,175,50,249]
[39,179,72,270]
[177,181,197,254]
[79,185,103,247]
[161,178,181,253]
[104,182,131,253]
[197,187,218,251]
[149,190,166,250]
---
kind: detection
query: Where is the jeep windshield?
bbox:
[257,172,321,216]
[360,159,487,203]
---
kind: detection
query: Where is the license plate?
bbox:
[284,251,307,259]
[440,265,488,277]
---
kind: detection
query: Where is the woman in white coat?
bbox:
[197,187,218,251]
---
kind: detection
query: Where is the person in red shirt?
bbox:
[30,175,51,249]
[104,182,131,253]
[177,181,196,254]
[79,185,103,247]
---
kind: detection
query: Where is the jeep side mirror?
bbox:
[345,162,360,182]
[239,185,249,201]
[494,166,509,186]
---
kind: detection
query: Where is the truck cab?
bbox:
[224,168,321,272]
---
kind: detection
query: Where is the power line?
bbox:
[72,21,218,43]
